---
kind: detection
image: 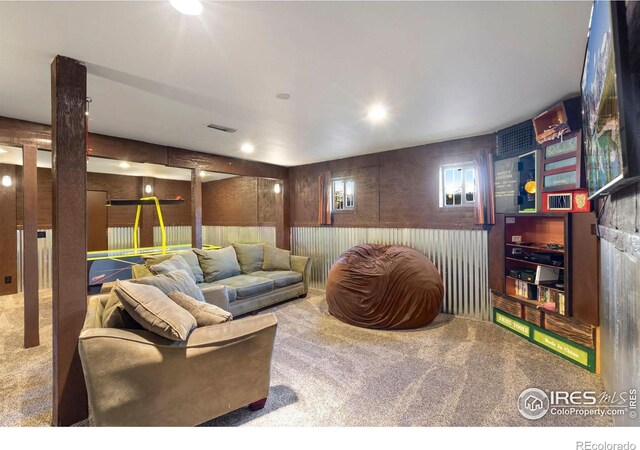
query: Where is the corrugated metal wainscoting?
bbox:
[291,227,490,321]
[153,225,191,247]
[203,226,276,247]
[16,229,53,292]
[600,238,640,426]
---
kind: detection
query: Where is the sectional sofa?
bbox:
[132,243,312,316]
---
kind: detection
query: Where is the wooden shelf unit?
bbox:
[491,213,599,372]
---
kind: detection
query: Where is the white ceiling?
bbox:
[0,1,592,167]
[0,145,235,182]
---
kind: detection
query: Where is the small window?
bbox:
[440,163,475,207]
[332,178,355,211]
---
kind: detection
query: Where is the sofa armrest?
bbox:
[200,284,230,312]
[78,313,277,426]
[291,255,312,293]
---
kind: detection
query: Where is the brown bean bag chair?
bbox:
[326,243,443,329]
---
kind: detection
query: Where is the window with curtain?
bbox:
[440,163,475,207]
[332,178,355,211]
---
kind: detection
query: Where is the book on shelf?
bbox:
[537,286,567,315]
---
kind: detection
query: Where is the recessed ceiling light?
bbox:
[119,162,130,169]
[276,93,290,100]
[367,104,388,123]
[170,0,203,15]
[240,143,255,154]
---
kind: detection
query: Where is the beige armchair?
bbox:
[79,294,277,426]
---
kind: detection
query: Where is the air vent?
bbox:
[546,193,572,211]
[207,123,237,133]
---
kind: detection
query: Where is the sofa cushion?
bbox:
[101,290,143,330]
[212,275,274,299]
[199,282,238,303]
[232,243,265,274]
[149,255,196,283]
[167,291,232,326]
[113,280,197,341]
[262,245,291,271]
[142,250,204,283]
[195,247,241,282]
[131,269,205,302]
[250,270,303,288]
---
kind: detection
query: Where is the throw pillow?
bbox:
[167,291,232,326]
[262,245,291,271]
[150,254,196,283]
[112,280,197,341]
[232,243,265,274]
[131,269,205,302]
[194,246,241,283]
[101,290,142,330]
[142,251,204,283]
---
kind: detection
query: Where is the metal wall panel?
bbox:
[16,229,53,292]
[600,239,640,426]
[153,225,191,247]
[203,226,276,247]
[107,227,138,250]
[291,227,490,320]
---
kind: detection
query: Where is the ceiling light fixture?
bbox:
[144,184,153,194]
[200,170,206,177]
[170,0,203,15]
[119,162,130,169]
[240,143,255,154]
[367,104,388,123]
[276,93,290,100]
[1,175,12,187]
[274,183,281,194]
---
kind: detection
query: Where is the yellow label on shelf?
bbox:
[495,312,530,337]
[532,330,588,366]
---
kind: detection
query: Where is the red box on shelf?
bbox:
[542,190,591,213]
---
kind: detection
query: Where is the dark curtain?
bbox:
[474,150,495,226]
[318,170,332,225]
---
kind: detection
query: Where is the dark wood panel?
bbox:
[276,179,290,250]
[202,176,259,225]
[488,213,505,292]
[87,191,108,251]
[0,116,52,149]
[140,177,154,247]
[191,169,202,248]
[257,177,278,223]
[51,55,88,426]
[491,291,523,318]
[571,212,599,326]
[545,314,595,349]
[88,172,140,228]
[289,134,495,229]
[0,164,18,296]
[153,178,191,226]
[88,134,167,165]
[167,147,288,180]
[22,146,39,348]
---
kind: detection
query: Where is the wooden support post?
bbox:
[140,176,155,248]
[51,55,88,426]
[191,168,202,249]
[275,179,290,250]
[0,163,17,296]
[22,145,39,348]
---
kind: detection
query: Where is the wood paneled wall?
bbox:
[14,167,191,228]
[0,164,18,295]
[202,176,278,226]
[290,134,495,229]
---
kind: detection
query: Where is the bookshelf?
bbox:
[491,213,599,372]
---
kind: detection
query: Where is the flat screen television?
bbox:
[581,0,640,199]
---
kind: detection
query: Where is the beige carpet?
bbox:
[0,289,612,427]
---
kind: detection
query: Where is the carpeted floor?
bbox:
[0,289,612,427]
